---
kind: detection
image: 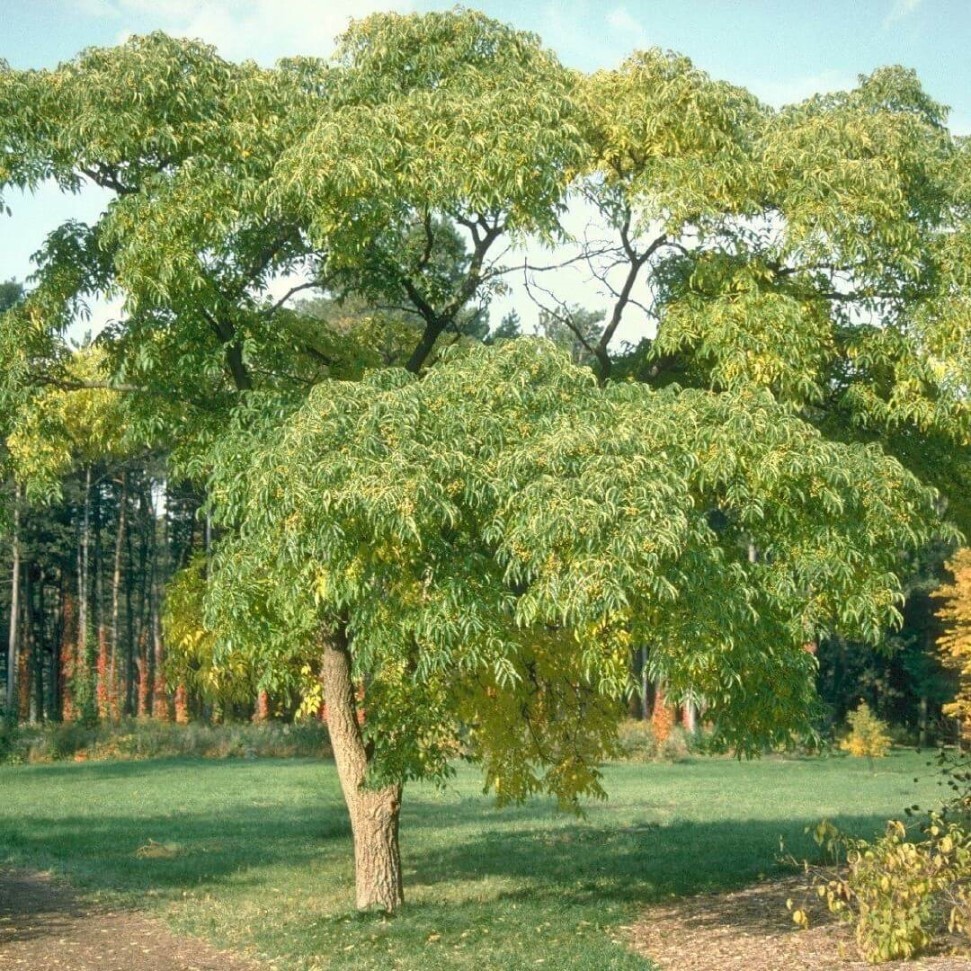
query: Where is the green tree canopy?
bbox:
[203,340,949,907]
[0,10,582,445]
[576,56,971,529]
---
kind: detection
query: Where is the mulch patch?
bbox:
[0,869,264,971]
[627,876,971,971]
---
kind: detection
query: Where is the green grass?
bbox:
[0,750,946,970]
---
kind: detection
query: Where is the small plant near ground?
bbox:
[659,725,694,762]
[787,749,971,963]
[616,719,659,761]
[840,701,892,767]
[615,719,700,762]
[807,816,970,962]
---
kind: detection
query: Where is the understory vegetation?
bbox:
[0,718,331,764]
[788,749,971,963]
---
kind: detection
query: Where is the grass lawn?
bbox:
[0,750,946,970]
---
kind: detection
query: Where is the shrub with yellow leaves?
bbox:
[840,701,892,765]
[935,548,971,739]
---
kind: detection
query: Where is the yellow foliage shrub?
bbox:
[935,548,971,738]
[840,701,892,760]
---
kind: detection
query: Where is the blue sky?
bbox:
[2,0,969,330]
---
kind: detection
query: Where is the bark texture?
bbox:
[321,627,403,912]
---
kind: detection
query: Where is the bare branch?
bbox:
[522,270,599,359]
[262,281,320,316]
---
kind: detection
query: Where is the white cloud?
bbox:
[538,1,635,71]
[605,6,647,46]
[884,0,923,27]
[747,69,857,108]
[79,293,125,341]
[73,0,122,18]
[77,0,414,63]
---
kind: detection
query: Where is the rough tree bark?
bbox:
[321,625,403,913]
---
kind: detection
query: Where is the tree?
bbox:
[2,9,969,914]
[935,548,971,736]
[576,55,971,529]
[0,280,22,315]
[484,310,523,344]
[0,9,582,726]
[205,340,945,910]
[574,50,971,731]
[815,542,959,742]
[840,701,892,766]
[0,10,582,435]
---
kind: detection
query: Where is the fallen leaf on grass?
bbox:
[134,839,183,859]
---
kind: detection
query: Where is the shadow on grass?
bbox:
[402,813,889,906]
[0,759,348,895]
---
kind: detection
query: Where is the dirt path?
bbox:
[0,870,264,971]
[628,876,971,971]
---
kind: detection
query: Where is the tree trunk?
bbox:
[79,466,91,665]
[124,503,135,716]
[6,484,21,718]
[34,572,45,721]
[94,474,108,716]
[321,626,403,913]
[110,473,127,721]
[60,594,77,721]
[640,646,649,720]
[627,646,642,720]
[21,564,34,722]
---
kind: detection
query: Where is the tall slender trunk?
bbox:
[321,626,403,912]
[151,575,167,720]
[149,495,167,719]
[110,473,127,720]
[35,573,46,721]
[60,594,77,721]
[135,486,152,716]
[79,466,92,665]
[124,492,135,715]
[93,474,107,713]
[628,647,643,720]
[6,484,21,718]
[641,646,649,720]
[21,565,34,722]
